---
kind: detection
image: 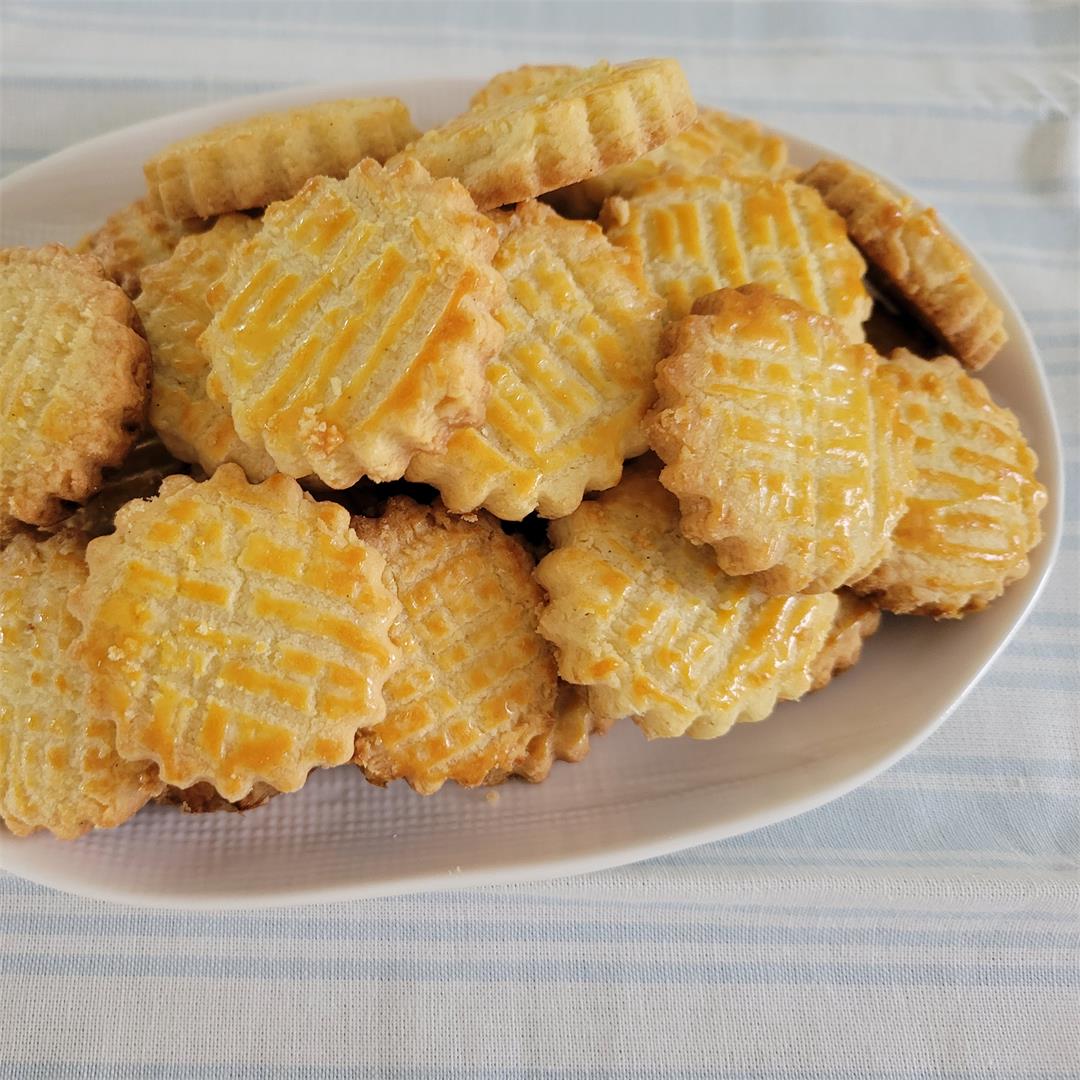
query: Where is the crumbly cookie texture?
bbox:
[0,531,162,838]
[407,200,664,519]
[144,96,419,220]
[390,58,697,210]
[551,106,790,217]
[852,349,1045,617]
[137,214,277,481]
[0,245,150,538]
[648,286,915,595]
[801,159,1006,370]
[70,465,400,802]
[75,196,207,298]
[601,170,870,340]
[808,589,881,692]
[351,499,558,794]
[536,459,838,739]
[200,157,505,488]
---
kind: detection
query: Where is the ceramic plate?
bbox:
[0,78,1063,908]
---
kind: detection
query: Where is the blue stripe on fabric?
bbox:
[9,0,1080,49]
[0,950,1075,987]
[2,907,1077,950]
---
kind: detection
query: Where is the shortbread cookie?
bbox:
[469,64,582,110]
[75,197,205,298]
[648,287,914,594]
[536,460,837,738]
[808,589,881,692]
[351,499,557,794]
[852,349,1045,617]
[552,106,790,217]
[144,97,418,220]
[510,683,609,783]
[601,170,871,338]
[391,59,696,210]
[406,201,663,519]
[201,158,504,487]
[0,245,150,536]
[137,214,277,481]
[70,466,400,801]
[801,159,1006,369]
[157,781,277,814]
[1,532,162,838]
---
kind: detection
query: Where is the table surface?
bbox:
[1,2,1078,1077]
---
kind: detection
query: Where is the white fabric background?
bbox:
[1,2,1078,1077]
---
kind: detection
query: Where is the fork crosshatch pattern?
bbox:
[0,2,1077,1077]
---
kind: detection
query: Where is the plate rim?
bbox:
[0,77,1065,909]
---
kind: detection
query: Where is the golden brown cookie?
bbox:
[509,683,610,783]
[801,159,1006,370]
[0,531,162,838]
[648,287,914,594]
[200,157,505,487]
[551,106,790,217]
[75,196,206,298]
[469,64,582,109]
[351,499,558,794]
[852,349,1046,617]
[391,59,696,210]
[0,245,150,537]
[600,170,871,338]
[535,460,838,739]
[70,465,400,801]
[406,200,663,519]
[144,97,418,220]
[808,589,881,692]
[136,214,277,481]
[156,781,277,814]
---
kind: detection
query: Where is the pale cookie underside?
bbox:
[808,589,882,692]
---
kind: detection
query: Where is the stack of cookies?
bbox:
[0,59,1047,840]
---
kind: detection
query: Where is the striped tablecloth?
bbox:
[2,3,1077,1076]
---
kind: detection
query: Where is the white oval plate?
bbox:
[0,78,1063,909]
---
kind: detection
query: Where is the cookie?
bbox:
[600,170,871,339]
[157,781,277,815]
[200,157,505,487]
[136,214,277,481]
[406,200,664,519]
[70,465,400,801]
[144,96,418,220]
[510,683,609,783]
[852,349,1046,617]
[535,460,838,738]
[351,499,558,794]
[551,106,790,217]
[0,245,150,537]
[808,589,881,692]
[390,58,696,210]
[0,531,162,838]
[75,196,206,298]
[469,64,582,110]
[648,287,914,594]
[801,159,1006,370]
